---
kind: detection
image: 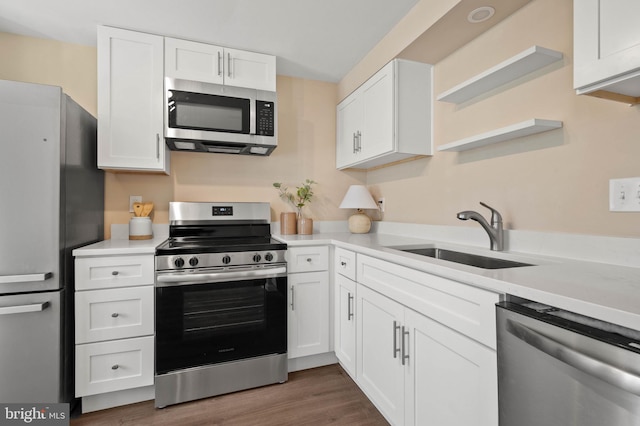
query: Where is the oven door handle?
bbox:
[156,266,287,286]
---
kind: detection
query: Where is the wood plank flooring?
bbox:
[71,364,389,426]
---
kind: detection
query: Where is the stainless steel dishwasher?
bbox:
[496,300,640,426]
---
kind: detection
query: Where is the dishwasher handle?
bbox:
[507,319,640,396]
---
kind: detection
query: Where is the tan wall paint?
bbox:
[0,31,97,116]
[365,0,640,238]
[104,76,365,237]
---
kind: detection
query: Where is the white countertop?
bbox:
[72,235,166,256]
[276,232,640,332]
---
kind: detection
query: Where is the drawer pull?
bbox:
[341,262,347,267]
[111,313,119,318]
[111,271,119,276]
[306,258,312,263]
[111,364,119,370]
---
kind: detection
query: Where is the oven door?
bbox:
[155,265,287,375]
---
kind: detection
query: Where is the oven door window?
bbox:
[168,90,250,134]
[156,276,286,374]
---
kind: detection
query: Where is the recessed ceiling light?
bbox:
[467,6,495,23]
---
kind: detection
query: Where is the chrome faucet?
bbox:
[457,202,504,251]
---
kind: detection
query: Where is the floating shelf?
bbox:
[437,46,564,104]
[437,119,563,152]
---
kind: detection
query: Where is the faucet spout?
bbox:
[456,202,504,251]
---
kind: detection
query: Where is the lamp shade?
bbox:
[339,185,379,210]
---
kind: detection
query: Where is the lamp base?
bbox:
[348,212,372,234]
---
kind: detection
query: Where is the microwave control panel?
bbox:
[256,100,275,136]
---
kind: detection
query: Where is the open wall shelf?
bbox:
[437,46,563,104]
[437,119,563,152]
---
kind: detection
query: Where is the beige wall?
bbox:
[0,32,97,116]
[362,0,640,238]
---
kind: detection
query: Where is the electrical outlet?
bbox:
[129,195,142,213]
[609,178,640,211]
[377,198,385,213]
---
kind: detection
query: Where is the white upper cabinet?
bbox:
[336,59,433,170]
[97,26,170,174]
[165,37,276,91]
[574,0,640,103]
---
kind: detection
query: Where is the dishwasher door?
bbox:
[496,301,640,426]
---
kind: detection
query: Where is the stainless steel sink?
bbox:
[401,247,533,269]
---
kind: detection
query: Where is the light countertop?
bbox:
[72,235,166,256]
[276,232,640,332]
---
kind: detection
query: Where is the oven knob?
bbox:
[265,253,274,262]
[174,257,185,268]
[222,255,231,264]
[189,257,199,267]
[253,254,262,263]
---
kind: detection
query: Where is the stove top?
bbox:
[156,201,287,271]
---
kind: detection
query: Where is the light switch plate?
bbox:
[609,178,640,211]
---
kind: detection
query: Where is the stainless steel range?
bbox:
[154,202,288,408]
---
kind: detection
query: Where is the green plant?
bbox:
[273,179,317,217]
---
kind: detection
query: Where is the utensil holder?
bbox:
[129,217,153,240]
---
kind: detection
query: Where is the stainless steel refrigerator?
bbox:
[0,80,104,404]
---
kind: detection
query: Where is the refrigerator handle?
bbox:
[0,301,50,316]
[507,318,640,396]
[0,272,52,284]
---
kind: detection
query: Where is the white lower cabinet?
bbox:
[288,271,330,359]
[334,273,356,378]
[351,254,499,426]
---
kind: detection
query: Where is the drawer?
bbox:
[75,255,154,290]
[335,247,356,281]
[75,336,154,397]
[75,286,154,344]
[358,254,501,349]
[287,246,329,273]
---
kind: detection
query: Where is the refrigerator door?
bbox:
[0,80,62,295]
[0,290,63,402]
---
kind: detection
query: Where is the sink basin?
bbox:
[401,247,533,269]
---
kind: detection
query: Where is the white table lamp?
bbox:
[339,185,379,233]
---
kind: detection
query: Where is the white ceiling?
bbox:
[0,0,420,82]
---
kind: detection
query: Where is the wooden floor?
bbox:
[71,364,388,426]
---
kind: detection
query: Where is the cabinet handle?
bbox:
[352,132,357,154]
[111,313,119,318]
[306,258,312,263]
[156,133,160,159]
[227,52,232,78]
[341,261,347,267]
[393,321,401,359]
[217,51,223,76]
[290,286,295,311]
[111,271,119,276]
[347,292,354,321]
[111,364,119,370]
[356,131,362,152]
[401,326,410,366]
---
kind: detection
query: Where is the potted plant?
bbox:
[273,179,317,235]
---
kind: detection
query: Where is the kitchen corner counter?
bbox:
[73,236,166,257]
[275,232,640,332]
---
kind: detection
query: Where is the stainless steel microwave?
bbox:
[164,78,277,156]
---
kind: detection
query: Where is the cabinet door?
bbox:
[334,274,356,378]
[357,284,405,426]
[97,26,169,173]
[165,37,224,84]
[288,271,330,359]
[574,0,640,94]
[404,309,498,426]
[224,48,276,91]
[361,62,394,160]
[336,91,363,169]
